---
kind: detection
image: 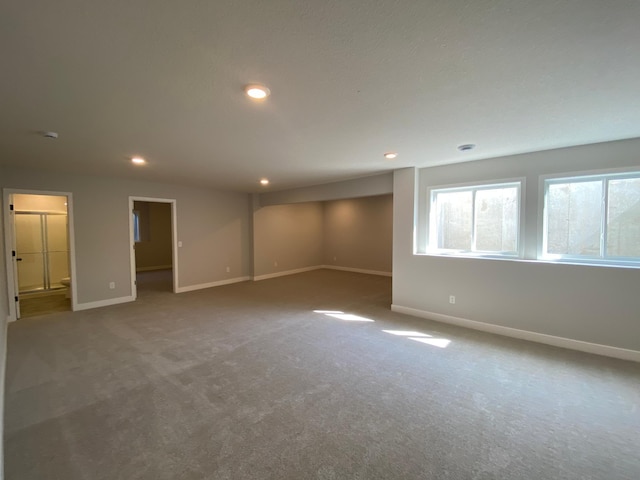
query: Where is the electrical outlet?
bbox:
[333,256,337,261]
[274,261,278,267]
[109,282,116,290]
[449,295,456,304]
[226,266,230,273]
[178,241,183,248]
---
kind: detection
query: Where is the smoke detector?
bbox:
[458,144,476,152]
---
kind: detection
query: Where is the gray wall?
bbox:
[323,195,393,273]
[1,167,251,305]
[253,194,393,277]
[260,172,393,206]
[253,202,323,277]
[393,138,640,351]
[257,174,395,276]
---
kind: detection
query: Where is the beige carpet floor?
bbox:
[4,269,640,479]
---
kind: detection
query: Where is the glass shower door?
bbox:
[15,214,46,292]
[15,212,69,293]
[46,214,70,288]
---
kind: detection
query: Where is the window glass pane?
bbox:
[435,190,472,250]
[133,212,141,243]
[607,178,640,257]
[546,181,602,255]
[475,187,518,252]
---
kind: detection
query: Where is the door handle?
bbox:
[16,258,23,262]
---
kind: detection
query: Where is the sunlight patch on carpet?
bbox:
[314,313,450,347]
[409,337,451,348]
[382,330,430,337]
[383,329,451,348]
[313,310,375,322]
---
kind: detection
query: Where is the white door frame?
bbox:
[128,196,178,298]
[3,188,79,321]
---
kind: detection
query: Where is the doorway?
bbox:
[3,190,77,320]
[128,197,178,298]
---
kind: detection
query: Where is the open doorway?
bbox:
[129,197,178,298]
[3,190,78,320]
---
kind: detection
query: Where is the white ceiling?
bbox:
[2,1,640,192]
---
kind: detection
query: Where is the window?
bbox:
[428,182,521,256]
[543,172,640,263]
[133,210,141,243]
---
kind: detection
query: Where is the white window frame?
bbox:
[541,171,640,266]
[426,180,523,258]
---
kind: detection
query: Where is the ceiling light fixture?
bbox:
[260,178,269,186]
[131,157,146,165]
[42,131,59,139]
[245,84,271,99]
[384,152,398,160]
[458,144,476,152]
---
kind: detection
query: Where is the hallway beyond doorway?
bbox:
[136,269,174,296]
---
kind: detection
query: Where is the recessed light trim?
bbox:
[131,157,146,165]
[245,84,271,99]
[384,152,398,160]
[260,178,269,185]
[458,144,476,152]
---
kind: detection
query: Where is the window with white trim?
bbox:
[428,182,521,256]
[543,172,640,263]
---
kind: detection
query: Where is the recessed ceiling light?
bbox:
[245,84,271,99]
[458,144,476,152]
[384,152,398,160]
[131,157,146,165]
[260,178,269,185]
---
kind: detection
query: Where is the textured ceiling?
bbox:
[2,0,640,192]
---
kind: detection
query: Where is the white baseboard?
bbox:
[136,265,172,272]
[322,265,392,277]
[176,276,251,293]
[75,296,135,311]
[253,265,392,282]
[7,315,16,323]
[391,304,640,363]
[253,266,322,281]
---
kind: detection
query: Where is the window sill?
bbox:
[414,252,640,269]
[418,251,521,260]
[536,257,640,269]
